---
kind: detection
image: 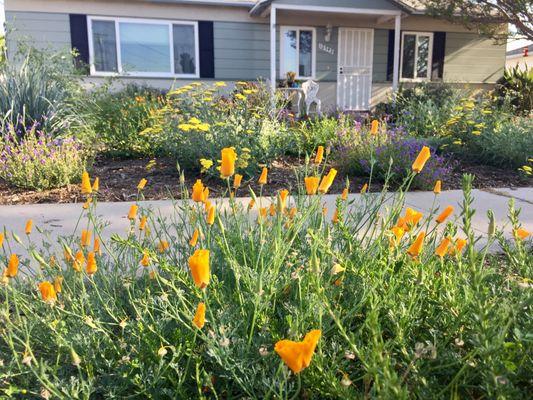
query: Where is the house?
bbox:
[506,44,532,71]
[4,0,507,111]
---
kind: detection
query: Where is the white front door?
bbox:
[337,28,374,110]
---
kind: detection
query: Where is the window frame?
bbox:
[400,31,434,82]
[279,26,317,80]
[87,16,200,78]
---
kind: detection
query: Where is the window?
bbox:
[400,32,433,81]
[88,17,199,77]
[280,26,316,79]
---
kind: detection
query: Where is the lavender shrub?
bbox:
[365,136,453,190]
[0,123,87,190]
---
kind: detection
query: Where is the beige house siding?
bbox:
[444,33,506,83]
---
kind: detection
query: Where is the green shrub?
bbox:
[454,116,533,169]
[0,45,88,137]
[289,116,347,154]
[495,66,533,116]
[0,124,88,190]
[145,82,290,176]
[86,84,164,158]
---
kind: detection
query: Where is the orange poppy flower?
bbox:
[192,180,206,202]
[81,171,92,194]
[436,206,454,224]
[220,147,237,178]
[140,251,150,267]
[189,249,210,289]
[73,251,85,272]
[193,302,206,329]
[207,205,216,225]
[189,229,199,246]
[92,177,99,192]
[6,254,19,277]
[158,240,170,253]
[360,183,368,194]
[389,226,405,247]
[433,180,442,194]
[412,146,431,173]
[53,276,63,293]
[435,237,451,258]
[258,167,268,185]
[128,205,138,220]
[407,232,426,258]
[341,187,349,201]
[139,216,148,231]
[233,174,243,189]
[304,177,320,195]
[515,228,530,241]
[0,232,4,247]
[274,329,321,374]
[314,146,324,165]
[81,229,91,247]
[86,252,97,275]
[318,169,337,194]
[279,189,289,210]
[370,119,379,135]
[25,219,33,235]
[39,281,57,303]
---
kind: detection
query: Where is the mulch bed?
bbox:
[0,156,529,205]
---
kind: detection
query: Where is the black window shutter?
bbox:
[431,32,446,80]
[199,21,214,78]
[386,29,395,82]
[69,14,89,72]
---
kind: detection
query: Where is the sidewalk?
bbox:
[1,187,531,255]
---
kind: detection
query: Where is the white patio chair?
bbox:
[301,79,322,116]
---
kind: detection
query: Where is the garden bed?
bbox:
[0,156,528,205]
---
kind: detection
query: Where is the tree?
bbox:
[420,0,533,42]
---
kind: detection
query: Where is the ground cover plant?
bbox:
[0,147,531,398]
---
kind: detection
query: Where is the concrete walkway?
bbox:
[1,187,531,255]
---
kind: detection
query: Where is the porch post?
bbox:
[392,14,401,93]
[270,6,277,94]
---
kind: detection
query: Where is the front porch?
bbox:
[255,2,403,111]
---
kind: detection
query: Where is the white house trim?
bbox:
[392,14,401,92]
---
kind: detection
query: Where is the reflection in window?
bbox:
[401,32,433,80]
[89,18,197,76]
[173,24,196,74]
[281,27,315,79]
[92,20,118,72]
[283,30,298,74]
[120,22,170,73]
[299,30,313,77]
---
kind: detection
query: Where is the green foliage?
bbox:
[0,171,531,398]
[0,124,88,190]
[0,45,88,137]
[145,82,290,176]
[495,66,533,116]
[85,84,164,158]
[454,116,533,169]
[289,116,346,154]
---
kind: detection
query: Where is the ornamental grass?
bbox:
[0,148,531,399]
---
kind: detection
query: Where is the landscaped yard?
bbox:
[0,47,532,398]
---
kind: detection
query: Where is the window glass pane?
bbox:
[173,24,196,74]
[299,30,313,77]
[92,20,117,72]
[282,30,298,76]
[416,35,430,78]
[401,34,416,79]
[119,22,170,73]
